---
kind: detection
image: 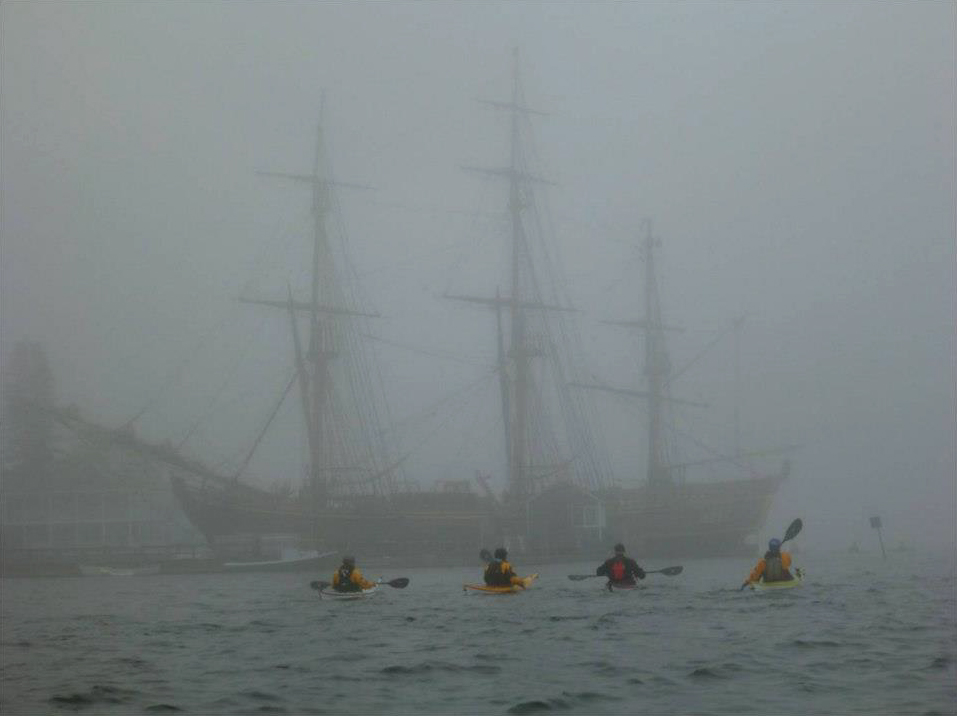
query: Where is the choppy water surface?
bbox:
[1,551,954,715]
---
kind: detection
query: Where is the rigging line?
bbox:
[363,198,502,219]
[358,242,460,279]
[329,187,405,486]
[398,383,494,485]
[232,369,298,481]
[382,368,499,438]
[119,302,237,431]
[443,180,503,298]
[443,383,501,476]
[667,318,741,384]
[358,331,494,368]
[669,423,759,476]
[177,312,271,451]
[209,366,297,474]
[521,153,612,488]
[514,105,608,487]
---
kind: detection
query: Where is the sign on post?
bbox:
[870,515,886,559]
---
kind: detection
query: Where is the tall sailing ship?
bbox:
[171,56,788,562]
[170,110,495,563]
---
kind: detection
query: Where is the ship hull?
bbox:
[172,472,783,561]
[170,476,497,563]
[603,474,784,558]
[170,476,314,542]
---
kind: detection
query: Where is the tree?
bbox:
[1,341,55,485]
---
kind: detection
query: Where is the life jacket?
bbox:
[763,554,791,583]
[484,560,512,586]
[335,564,361,592]
[610,557,627,581]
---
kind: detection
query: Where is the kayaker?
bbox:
[332,556,376,593]
[484,547,524,588]
[596,543,646,586]
[743,538,794,587]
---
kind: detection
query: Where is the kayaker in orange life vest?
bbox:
[332,556,376,593]
[484,547,525,588]
[744,538,794,586]
[597,543,646,586]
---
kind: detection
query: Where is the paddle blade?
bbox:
[309,580,329,591]
[783,518,803,543]
[479,548,492,563]
[657,565,683,576]
[567,574,597,581]
[385,577,409,589]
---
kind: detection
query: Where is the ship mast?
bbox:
[449,49,555,505]
[244,105,379,528]
[642,226,670,487]
[507,49,530,504]
[447,50,614,552]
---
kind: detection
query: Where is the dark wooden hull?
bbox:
[172,470,784,561]
[170,477,496,562]
[603,473,785,558]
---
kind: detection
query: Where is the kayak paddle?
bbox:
[567,565,683,580]
[310,577,409,591]
[739,517,803,590]
[782,518,803,544]
[648,566,683,576]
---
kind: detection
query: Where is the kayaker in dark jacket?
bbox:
[332,556,376,592]
[484,547,522,587]
[745,538,794,585]
[597,543,645,586]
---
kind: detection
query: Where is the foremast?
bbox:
[243,107,391,542]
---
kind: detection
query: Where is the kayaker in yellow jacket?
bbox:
[745,538,794,586]
[484,547,525,588]
[332,556,376,593]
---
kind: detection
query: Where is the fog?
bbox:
[2,2,954,553]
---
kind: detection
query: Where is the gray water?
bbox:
[1,551,954,715]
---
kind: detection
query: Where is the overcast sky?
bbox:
[2,1,954,552]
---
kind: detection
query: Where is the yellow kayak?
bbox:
[749,568,804,591]
[463,573,538,594]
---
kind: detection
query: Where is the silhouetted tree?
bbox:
[1,341,55,485]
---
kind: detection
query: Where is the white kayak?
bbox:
[607,580,642,592]
[318,585,379,600]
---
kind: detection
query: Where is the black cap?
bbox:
[614,543,625,554]
[493,547,508,559]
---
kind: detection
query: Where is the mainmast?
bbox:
[507,48,531,504]
[244,106,381,527]
[450,49,554,504]
[642,226,670,487]
[307,117,332,514]
[448,50,613,554]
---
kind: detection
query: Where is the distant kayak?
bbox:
[79,564,159,577]
[318,585,379,600]
[224,549,336,574]
[463,573,538,594]
[749,568,804,591]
